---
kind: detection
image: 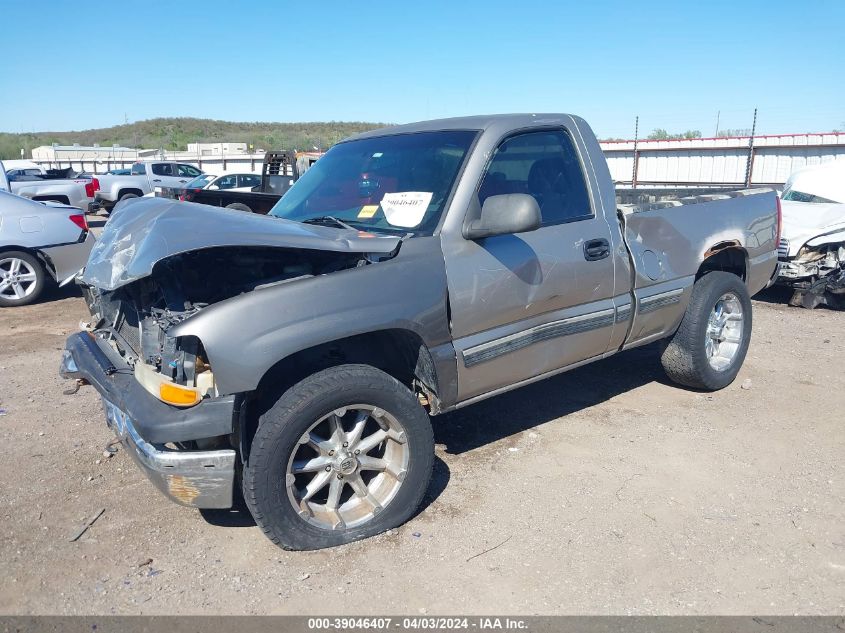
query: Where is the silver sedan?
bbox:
[0,190,95,307]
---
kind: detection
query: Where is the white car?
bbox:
[777,161,845,308]
[0,190,96,306]
[172,173,262,201]
[203,173,262,192]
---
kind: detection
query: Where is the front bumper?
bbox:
[101,398,235,508]
[777,259,803,281]
[60,332,237,508]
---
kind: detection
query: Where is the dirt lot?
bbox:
[0,277,843,615]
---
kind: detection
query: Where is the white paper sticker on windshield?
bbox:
[380,192,433,228]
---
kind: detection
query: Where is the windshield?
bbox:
[186,174,216,188]
[781,188,837,204]
[269,130,477,234]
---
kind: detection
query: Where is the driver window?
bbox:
[478,130,593,225]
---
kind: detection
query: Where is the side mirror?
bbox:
[463,193,542,240]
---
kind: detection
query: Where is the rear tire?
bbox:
[225,203,253,213]
[0,251,48,307]
[242,364,434,550]
[660,272,752,390]
[119,192,139,202]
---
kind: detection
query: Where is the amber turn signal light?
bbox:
[159,381,201,407]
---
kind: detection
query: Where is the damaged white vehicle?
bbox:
[777,161,845,309]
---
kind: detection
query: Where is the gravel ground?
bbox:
[0,273,843,615]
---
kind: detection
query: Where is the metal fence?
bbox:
[28,131,845,188]
[603,131,845,189]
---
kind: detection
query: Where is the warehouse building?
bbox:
[31,143,143,164]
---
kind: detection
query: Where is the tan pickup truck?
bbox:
[62,113,780,550]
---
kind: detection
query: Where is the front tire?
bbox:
[0,251,48,307]
[660,272,752,390]
[243,364,434,550]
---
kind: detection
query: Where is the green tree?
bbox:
[0,118,389,159]
[648,128,702,140]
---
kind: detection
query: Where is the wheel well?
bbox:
[240,330,439,460]
[32,195,70,205]
[118,188,144,199]
[255,329,438,405]
[0,246,53,276]
[696,244,747,282]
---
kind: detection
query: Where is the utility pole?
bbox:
[744,108,758,188]
[631,116,639,189]
[714,110,720,137]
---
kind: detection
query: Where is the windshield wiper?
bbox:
[302,216,359,231]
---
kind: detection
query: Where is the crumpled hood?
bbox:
[82,197,401,290]
[780,200,845,256]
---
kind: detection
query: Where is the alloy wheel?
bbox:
[704,292,744,371]
[285,404,410,530]
[0,257,39,302]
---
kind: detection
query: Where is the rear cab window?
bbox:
[130,163,146,176]
[478,129,593,225]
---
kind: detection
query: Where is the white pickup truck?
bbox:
[0,161,96,210]
[93,161,204,212]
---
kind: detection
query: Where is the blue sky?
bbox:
[2,0,843,138]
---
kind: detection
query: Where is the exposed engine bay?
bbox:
[779,242,845,309]
[80,246,381,397]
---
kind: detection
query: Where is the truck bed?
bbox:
[618,187,779,345]
[183,188,283,214]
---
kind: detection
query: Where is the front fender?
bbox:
[169,237,452,396]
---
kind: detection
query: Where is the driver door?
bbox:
[150,162,185,190]
[443,128,618,401]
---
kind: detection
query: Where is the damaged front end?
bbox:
[778,239,845,309]
[79,245,377,406]
[61,197,403,508]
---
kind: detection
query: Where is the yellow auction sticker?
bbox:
[358,205,379,219]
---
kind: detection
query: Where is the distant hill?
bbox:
[0,117,390,159]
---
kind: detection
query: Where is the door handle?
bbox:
[152,179,162,182]
[584,238,610,261]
